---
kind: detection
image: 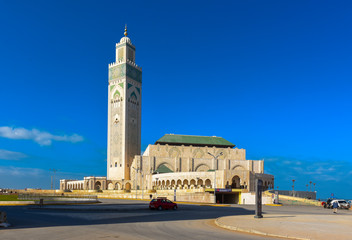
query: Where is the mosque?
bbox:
[60,27,274,204]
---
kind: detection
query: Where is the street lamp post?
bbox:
[309,181,312,192]
[50,169,58,190]
[313,183,316,192]
[207,152,223,204]
[155,177,159,198]
[292,179,295,197]
[141,172,144,200]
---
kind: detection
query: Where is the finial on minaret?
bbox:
[124,24,128,36]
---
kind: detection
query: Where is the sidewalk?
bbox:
[215,212,352,240]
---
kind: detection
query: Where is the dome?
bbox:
[120,36,131,44]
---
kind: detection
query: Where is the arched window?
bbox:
[231,176,241,189]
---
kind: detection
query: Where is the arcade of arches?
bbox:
[60,143,275,194]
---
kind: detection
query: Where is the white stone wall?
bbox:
[146,144,246,160]
[129,144,274,193]
[241,192,272,205]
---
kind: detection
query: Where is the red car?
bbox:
[149,197,178,210]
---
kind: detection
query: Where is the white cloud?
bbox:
[264,155,350,183]
[0,126,84,146]
[0,149,27,160]
[0,166,43,177]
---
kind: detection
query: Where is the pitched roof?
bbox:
[155,134,235,148]
[154,164,173,174]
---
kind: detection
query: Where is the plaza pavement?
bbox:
[2,199,352,240]
[215,209,352,240]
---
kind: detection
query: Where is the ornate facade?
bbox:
[60,28,274,204]
[129,135,274,193]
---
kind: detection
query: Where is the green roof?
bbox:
[154,164,173,174]
[155,134,235,148]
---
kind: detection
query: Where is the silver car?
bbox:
[331,200,350,209]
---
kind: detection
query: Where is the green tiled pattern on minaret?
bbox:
[113,90,120,98]
[109,64,142,83]
[126,64,142,83]
[109,64,125,80]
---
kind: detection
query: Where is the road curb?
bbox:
[201,204,230,207]
[214,218,310,240]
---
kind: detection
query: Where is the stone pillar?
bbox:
[255,179,263,218]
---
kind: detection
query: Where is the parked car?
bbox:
[330,200,350,209]
[149,197,178,210]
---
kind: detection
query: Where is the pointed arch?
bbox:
[193,148,204,158]
[231,175,241,189]
[195,164,210,172]
[232,165,245,171]
[113,90,121,99]
[130,91,137,100]
[125,182,131,190]
[94,181,101,190]
[115,182,121,190]
[155,162,174,173]
[168,147,181,158]
[108,183,114,190]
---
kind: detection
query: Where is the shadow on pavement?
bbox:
[1,203,255,230]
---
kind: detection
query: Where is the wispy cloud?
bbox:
[260,155,352,198]
[0,167,90,189]
[264,156,351,183]
[0,126,84,146]
[0,149,27,160]
[0,166,43,177]
[264,156,344,182]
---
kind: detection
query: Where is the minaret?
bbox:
[107,26,142,180]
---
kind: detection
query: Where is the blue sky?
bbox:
[1,1,352,199]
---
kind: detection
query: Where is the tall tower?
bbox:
[107,26,142,180]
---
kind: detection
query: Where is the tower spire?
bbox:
[124,24,128,36]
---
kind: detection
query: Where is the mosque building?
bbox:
[60,27,274,204]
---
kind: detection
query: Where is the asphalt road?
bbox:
[0,199,329,240]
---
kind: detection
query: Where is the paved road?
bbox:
[0,199,330,240]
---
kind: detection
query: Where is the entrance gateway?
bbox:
[204,188,242,204]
